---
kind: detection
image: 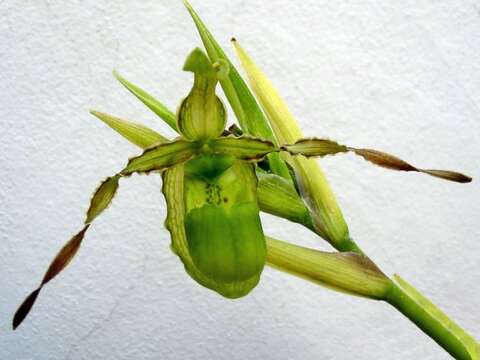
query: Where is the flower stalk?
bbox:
[268,237,479,360]
[385,276,479,360]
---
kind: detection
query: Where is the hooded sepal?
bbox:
[177,48,227,141]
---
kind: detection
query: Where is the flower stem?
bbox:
[385,275,479,360]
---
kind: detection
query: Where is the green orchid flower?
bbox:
[13,2,478,360]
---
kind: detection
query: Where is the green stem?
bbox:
[334,235,363,254]
[385,276,478,360]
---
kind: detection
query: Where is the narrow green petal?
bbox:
[183,0,291,181]
[208,136,276,160]
[113,70,177,131]
[387,275,479,360]
[121,140,199,175]
[85,175,120,224]
[90,110,168,149]
[285,138,348,157]
[266,237,390,299]
[233,40,351,250]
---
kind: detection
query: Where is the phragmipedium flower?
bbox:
[12,2,478,360]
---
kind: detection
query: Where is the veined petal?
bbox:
[284,138,348,157]
[285,138,472,183]
[208,136,276,160]
[121,140,199,175]
[85,175,120,224]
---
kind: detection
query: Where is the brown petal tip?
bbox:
[13,288,40,330]
[422,170,472,183]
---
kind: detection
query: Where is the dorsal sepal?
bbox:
[177,48,227,140]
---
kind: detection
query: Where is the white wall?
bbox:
[1,1,478,359]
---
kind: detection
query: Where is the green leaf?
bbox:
[113,70,178,132]
[121,140,199,175]
[232,39,351,250]
[182,0,291,181]
[90,110,168,149]
[266,237,391,299]
[208,136,276,160]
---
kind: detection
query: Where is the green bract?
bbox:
[13,2,477,360]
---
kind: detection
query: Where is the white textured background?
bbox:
[1,1,479,359]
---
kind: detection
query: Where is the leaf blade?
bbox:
[90,110,168,149]
[113,70,177,131]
